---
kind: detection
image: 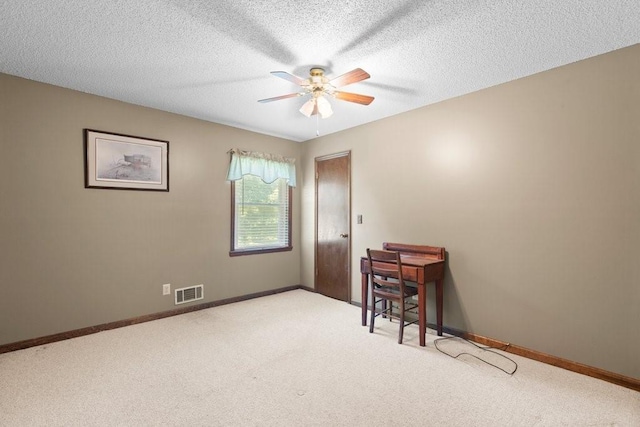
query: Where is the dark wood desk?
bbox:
[360,242,446,346]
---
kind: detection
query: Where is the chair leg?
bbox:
[398,300,405,344]
[369,298,375,333]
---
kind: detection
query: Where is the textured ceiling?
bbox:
[1,1,639,142]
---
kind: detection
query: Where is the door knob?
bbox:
[340,233,349,238]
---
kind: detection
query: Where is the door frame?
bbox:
[314,150,352,302]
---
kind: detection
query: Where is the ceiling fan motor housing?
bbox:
[309,68,327,85]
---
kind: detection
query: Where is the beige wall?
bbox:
[0,74,301,345]
[301,45,640,379]
[2,44,638,380]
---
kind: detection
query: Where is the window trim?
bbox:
[229,179,293,257]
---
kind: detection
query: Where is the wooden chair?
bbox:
[367,248,419,344]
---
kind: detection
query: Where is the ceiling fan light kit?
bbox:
[317,96,334,118]
[258,67,374,119]
[299,98,316,117]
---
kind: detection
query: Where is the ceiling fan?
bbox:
[258,67,374,118]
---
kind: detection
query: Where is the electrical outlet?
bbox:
[163,283,171,295]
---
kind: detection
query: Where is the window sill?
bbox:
[229,246,293,257]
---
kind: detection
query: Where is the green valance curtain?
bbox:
[226,148,296,187]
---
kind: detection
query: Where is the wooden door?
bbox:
[315,152,350,301]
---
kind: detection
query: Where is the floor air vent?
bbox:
[175,284,204,305]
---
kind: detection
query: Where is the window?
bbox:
[230,175,292,255]
[226,148,295,256]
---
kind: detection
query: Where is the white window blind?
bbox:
[233,175,290,251]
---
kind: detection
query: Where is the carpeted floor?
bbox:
[1,289,638,426]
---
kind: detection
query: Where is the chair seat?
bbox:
[375,285,418,299]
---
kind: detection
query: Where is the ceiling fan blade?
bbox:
[271,71,307,86]
[258,92,304,103]
[329,68,370,88]
[333,91,375,105]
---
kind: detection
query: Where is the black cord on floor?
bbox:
[434,336,518,375]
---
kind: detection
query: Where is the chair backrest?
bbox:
[366,248,405,291]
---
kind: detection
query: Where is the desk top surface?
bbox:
[361,243,446,271]
[399,254,445,266]
[360,254,444,268]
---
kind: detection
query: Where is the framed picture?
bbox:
[84,129,169,191]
